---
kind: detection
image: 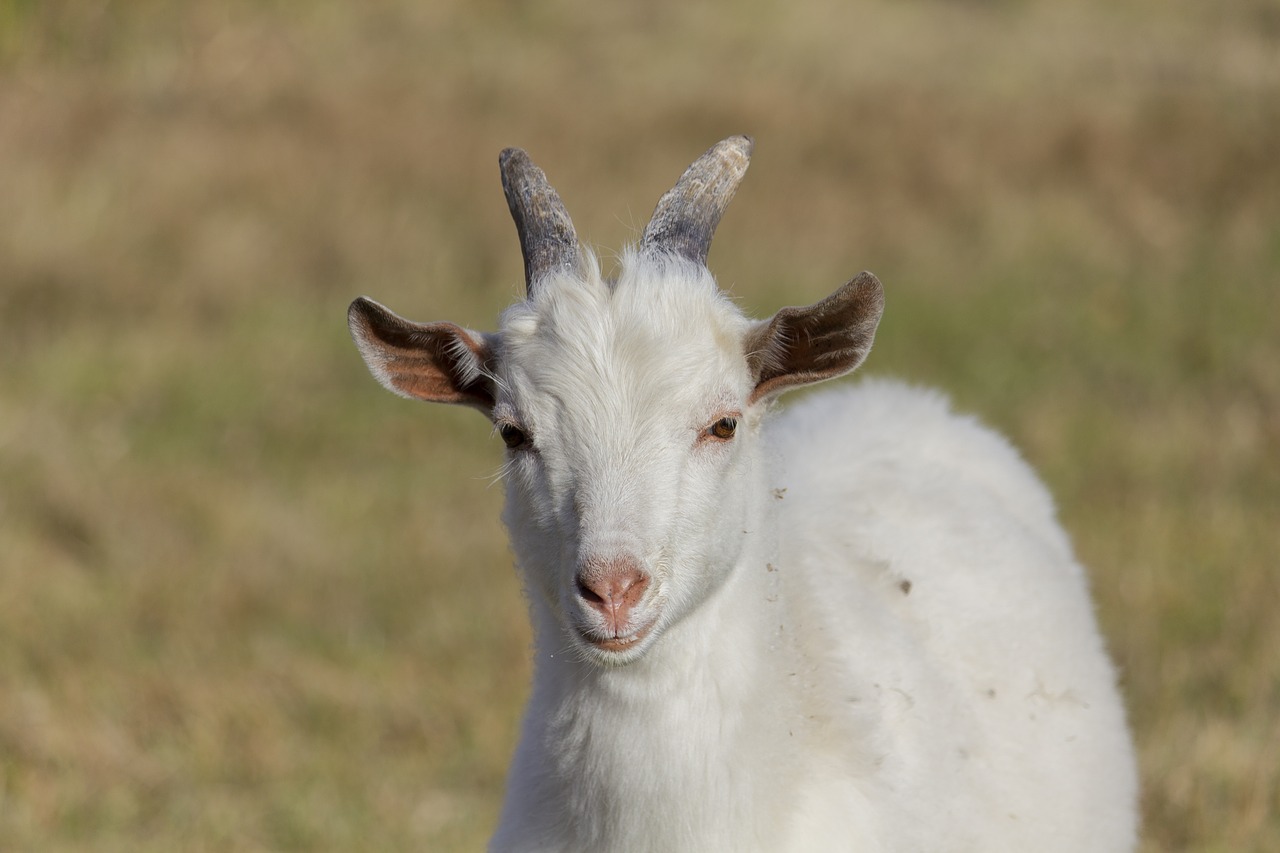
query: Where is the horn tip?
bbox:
[725,134,754,155]
[710,135,754,177]
[499,147,529,171]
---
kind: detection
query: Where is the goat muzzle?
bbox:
[574,557,653,650]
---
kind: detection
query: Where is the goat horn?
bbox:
[500,147,580,295]
[640,135,753,266]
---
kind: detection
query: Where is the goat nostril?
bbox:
[576,576,605,605]
[575,562,650,615]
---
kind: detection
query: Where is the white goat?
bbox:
[348,136,1139,852]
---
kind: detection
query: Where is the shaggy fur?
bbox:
[490,255,1134,851]
[350,187,1138,850]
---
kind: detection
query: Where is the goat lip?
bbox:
[582,619,655,654]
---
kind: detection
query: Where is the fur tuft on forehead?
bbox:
[492,249,755,435]
[499,249,752,380]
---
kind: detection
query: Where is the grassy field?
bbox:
[1,0,1277,849]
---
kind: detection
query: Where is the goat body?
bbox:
[349,137,1138,852]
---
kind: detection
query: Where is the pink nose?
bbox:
[575,557,650,633]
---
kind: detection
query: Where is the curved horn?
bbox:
[640,135,753,266]
[500,147,579,295]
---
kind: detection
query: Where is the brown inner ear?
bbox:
[381,323,494,408]
[746,271,884,405]
[348,297,496,413]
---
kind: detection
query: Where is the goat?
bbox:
[347,136,1138,852]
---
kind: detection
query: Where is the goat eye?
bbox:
[709,416,737,440]
[499,424,529,449]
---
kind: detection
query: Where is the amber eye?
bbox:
[709,416,738,440]
[499,423,529,449]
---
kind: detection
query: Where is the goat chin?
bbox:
[348,137,1139,853]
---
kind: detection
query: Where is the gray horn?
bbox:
[500,147,580,295]
[640,135,753,266]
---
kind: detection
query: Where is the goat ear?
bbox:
[746,271,884,404]
[348,297,496,415]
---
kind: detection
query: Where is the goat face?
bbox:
[347,137,883,666]
[494,258,762,664]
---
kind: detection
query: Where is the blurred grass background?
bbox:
[1,0,1277,849]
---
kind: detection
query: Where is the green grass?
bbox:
[1,0,1278,849]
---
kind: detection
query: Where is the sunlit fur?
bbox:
[485,249,1138,851]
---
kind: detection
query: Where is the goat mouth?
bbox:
[581,619,655,654]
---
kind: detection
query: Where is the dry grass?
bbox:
[1,0,1277,849]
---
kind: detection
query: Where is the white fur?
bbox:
[468,251,1138,851]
